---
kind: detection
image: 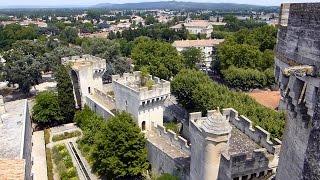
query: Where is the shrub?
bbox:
[52,144,78,179]
[52,130,81,142]
[44,129,50,145]
[45,148,54,180]
[67,167,78,178]
[157,173,179,180]
[164,121,180,134]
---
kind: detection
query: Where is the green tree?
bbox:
[181,47,205,69]
[84,111,150,178]
[3,53,41,93]
[131,37,184,80]
[32,91,63,126]
[171,69,210,111]
[59,27,79,44]
[171,69,286,139]
[55,65,75,121]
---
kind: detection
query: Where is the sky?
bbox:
[0,0,319,7]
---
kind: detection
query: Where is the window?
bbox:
[142,121,146,131]
[88,87,91,94]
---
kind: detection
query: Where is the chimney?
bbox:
[0,95,5,114]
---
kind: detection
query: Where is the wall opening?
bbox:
[142,121,146,131]
[71,70,82,108]
[88,87,91,94]
[125,100,128,111]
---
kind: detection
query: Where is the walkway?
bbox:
[46,124,100,180]
[31,131,48,180]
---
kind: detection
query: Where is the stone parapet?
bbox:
[112,71,170,101]
[151,122,190,155]
[93,88,116,107]
[61,54,106,73]
[61,54,104,63]
[221,108,281,155]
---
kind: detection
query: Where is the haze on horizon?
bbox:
[0,0,319,7]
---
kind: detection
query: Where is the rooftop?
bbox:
[0,99,27,159]
[200,110,231,135]
[0,159,25,180]
[227,125,263,157]
[170,20,226,29]
[172,39,224,48]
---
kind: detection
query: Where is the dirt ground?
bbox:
[247,91,281,110]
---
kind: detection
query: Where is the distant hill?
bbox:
[93,1,278,10]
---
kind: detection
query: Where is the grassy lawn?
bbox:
[52,144,79,180]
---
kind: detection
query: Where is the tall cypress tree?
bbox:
[55,65,75,122]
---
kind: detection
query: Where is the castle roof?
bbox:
[200,110,232,135]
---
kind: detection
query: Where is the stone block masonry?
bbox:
[275,3,320,180]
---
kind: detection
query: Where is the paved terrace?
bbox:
[0,99,26,159]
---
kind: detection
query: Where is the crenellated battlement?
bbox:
[61,54,106,73]
[221,108,281,155]
[151,122,190,155]
[92,88,116,108]
[61,54,104,63]
[112,71,170,101]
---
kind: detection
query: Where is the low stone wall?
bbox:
[151,122,190,155]
[222,108,281,155]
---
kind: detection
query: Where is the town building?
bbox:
[0,96,32,180]
[170,20,226,38]
[172,39,224,68]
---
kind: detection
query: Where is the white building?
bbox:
[170,20,226,38]
[172,39,224,68]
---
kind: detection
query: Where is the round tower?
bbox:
[189,109,232,180]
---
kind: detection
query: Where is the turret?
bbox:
[189,109,232,180]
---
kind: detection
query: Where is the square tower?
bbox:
[112,72,170,131]
[62,55,106,108]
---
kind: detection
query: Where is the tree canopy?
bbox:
[55,65,75,121]
[171,69,285,139]
[181,47,205,69]
[32,91,63,126]
[131,37,185,80]
[75,107,150,179]
[214,25,278,90]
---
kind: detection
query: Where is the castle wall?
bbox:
[112,72,170,130]
[146,141,190,180]
[275,3,320,179]
[146,123,190,180]
[188,113,206,180]
[85,96,115,120]
[22,100,32,179]
[112,79,141,123]
[63,55,106,108]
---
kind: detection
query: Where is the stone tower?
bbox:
[112,72,170,130]
[62,55,106,108]
[275,3,320,179]
[189,109,232,180]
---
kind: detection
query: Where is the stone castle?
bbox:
[63,3,320,179]
[64,55,280,180]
